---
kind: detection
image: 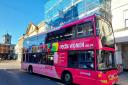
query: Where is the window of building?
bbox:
[125,19,128,27]
[124,9,128,27]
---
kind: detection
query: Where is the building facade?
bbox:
[15,36,24,61]
[0,33,15,60]
[44,0,111,30]
[16,22,47,61]
[112,0,128,71]
[3,33,11,44]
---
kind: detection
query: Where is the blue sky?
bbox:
[0,0,47,44]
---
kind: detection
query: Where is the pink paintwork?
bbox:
[58,37,95,51]
[21,63,59,79]
[54,52,68,67]
[21,62,118,85]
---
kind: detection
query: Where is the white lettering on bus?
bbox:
[75,42,84,48]
[60,43,93,49]
[70,43,75,48]
[85,44,89,47]
[69,42,84,49]
[60,44,69,49]
[85,44,94,48]
[90,44,93,47]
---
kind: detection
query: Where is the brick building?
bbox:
[0,33,15,60]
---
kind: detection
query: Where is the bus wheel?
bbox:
[62,72,72,85]
[28,66,33,74]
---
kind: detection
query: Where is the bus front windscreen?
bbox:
[96,18,114,47]
[97,50,116,71]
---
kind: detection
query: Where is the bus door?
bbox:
[68,50,97,85]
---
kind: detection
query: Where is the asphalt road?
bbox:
[0,69,63,85]
[0,60,128,85]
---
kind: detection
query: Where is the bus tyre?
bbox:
[28,66,33,74]
[62,72,72,85]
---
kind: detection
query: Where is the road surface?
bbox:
[0,60,128,85]
[0,69,63,85]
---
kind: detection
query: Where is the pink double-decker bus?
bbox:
[21,14,118,85]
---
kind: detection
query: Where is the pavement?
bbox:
[0,60,21,69]
[118,72,128,85]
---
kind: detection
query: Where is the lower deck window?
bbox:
[23,52,54,65]
[68,51,94,69]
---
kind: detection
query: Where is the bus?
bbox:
[21,14,118,85]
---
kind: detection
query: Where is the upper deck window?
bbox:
[76,21,93,38]
[64,26,75,40]
[46,21,94,43]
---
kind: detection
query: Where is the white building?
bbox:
[16,22,47,61]
[112,0,128,71]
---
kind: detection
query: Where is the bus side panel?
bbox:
[54,52,68,67]
[54,67,103,85]
[21,62,29,70]
[53,67,116,85]
[68,68,98,85]
[21,63,60,79]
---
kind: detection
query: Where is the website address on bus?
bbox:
[59,42,94,49]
